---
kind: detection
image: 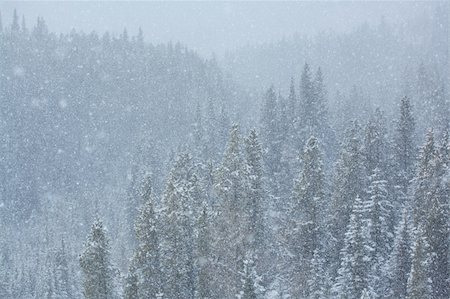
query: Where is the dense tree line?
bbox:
[80,67,448,299]
[0,9,448,299]
[0,10,239,222]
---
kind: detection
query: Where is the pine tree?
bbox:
[260,87,282,195]
[195,203,212,299]
[330,121,366,271]
[367,168,392,261]
[161,153,198,299]
[244,129,266,253]
[406,227,432,299]
[332,196,374,299]
[79,218,115,299]
[412,130,437,225]
[366,168,393,298]
[395,96,416,196]
[424,146,449,299]
[410,130,449,298]
[364,108,388,176]
[385,209,412,299]
[214,124,248,297]
[290,136,325,296]
[312,67,330,141]
[130,176,162,298]
[424,185,449,299]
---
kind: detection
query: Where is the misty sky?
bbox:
[0,1,439,56]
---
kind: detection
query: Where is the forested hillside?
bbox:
[223,8,448,125]
[0,6,449,299]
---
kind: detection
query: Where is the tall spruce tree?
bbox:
[385,209,412,299]
[214,124,247,297]
[290,136,325,297]
[412,130,437,225]
[395,96,416,196]
[79,218,115,299]
[332,196,374,299]
[195,203,212,299]
[367,169,392,255]
[406,227,432,299]
[364,109,388,176]
[366,168,393,298]
[330,121,366,272]
[161,153,198,299]
[129,176,162,299]
[244,129,266,253]
[260,87,282,196]
[424,144,449,299]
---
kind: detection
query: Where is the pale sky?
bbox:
[0,1,439,56]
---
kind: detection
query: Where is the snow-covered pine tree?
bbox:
[424,144,449,299]
[395,96,416,197]
[412,130,437,225]
[243,129,266,254]
[405,226,432,299]
[363,109,388,176]
[385,209,412,299]
[161,153,198,299]
[260,87,282,196]
[332,195,374,299]
[213,124,247,297]
[79,218,115,299]
[277,92,294,197]
[195,202,212,299]
[329,121,366,273]
[290,135,325,297]
[366,168,393,298]
[129,176,162,298]
[312,67,333,157]
[367,168,392,258]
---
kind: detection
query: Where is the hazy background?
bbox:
[0,1,439,56]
